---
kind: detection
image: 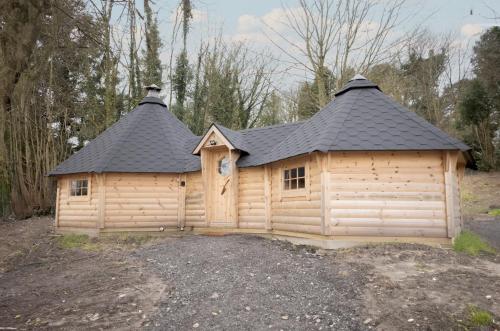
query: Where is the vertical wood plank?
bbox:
[264,164,272,230]
[443,151,458,238]
[319,153,329,235]
[200,149,210,227]
[97,174,106,229]
[178,173,187,228]
[54,180,61,228]
[325,153,331,235]
[229,150,240,227]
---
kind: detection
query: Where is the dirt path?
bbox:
[134,235,367,330]
[1,217,499,330]
[0,217,165,330]
[134,236,500,331]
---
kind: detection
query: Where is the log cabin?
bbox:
[49,75,470,244]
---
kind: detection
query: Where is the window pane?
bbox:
[291,168,297,178]
[284,169,289,179]
[71,179,88,196]
[298,177,305,188]
[291,179,297,189]
[284,180,289,190]
[298,167,305,177]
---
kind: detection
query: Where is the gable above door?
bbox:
[192,123,248,155]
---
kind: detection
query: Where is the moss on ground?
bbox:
[453,231,496,256]
[58,233,154,251]
[488,208,500,217]
[58,234,99,251]
[467,305,494,327]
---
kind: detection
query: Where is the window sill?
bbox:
[281,189,308,198]
[68,196,91,202]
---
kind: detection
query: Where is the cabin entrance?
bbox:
[206,147,232,226]
[194,126,240,228]
[209,146,232,227]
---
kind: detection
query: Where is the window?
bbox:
[283,166,305,190]
[70,179,88,196]
[218,157,231,176]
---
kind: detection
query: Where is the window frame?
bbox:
[280,158,310,199]
[68,177,91,200]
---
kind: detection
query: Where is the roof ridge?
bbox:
[240,121,304,132]
[376,90,463,149]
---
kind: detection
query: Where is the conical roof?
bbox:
[255,75,469,166]
[49,96,201,175]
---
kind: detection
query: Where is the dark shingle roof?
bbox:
[50,76,469,175]
[212,123,249,153]
[48,97,201,175]
[250,76,469,166]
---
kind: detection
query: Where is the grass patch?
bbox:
[104,233,153,246]
[461,189,476,203]
[58,233,155,251]
[58,234,99,251]
[488,208,500,217]
[453,231,496,256]
[467,305,494,327]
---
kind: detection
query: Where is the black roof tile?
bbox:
[49,75,469,175]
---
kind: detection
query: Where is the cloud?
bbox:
[237,14,260,33]
[461,23,484,37]
[233,7,305,46]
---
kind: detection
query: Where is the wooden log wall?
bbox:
[238,167,266,229]
[270,154,322,234]
[185,171,205,227]
[57,174,99,228]
[103,173,179,228]
[329,151,447,237]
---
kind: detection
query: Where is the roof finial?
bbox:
[145,84,161,98]
[350,74,367,81]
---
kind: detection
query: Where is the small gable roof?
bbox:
[48,96,200,175]
[192,123,249,154]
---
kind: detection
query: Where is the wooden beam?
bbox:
[229,150,240,228]
[97,174,106,229]
[178,173,187,229]
[200,149,210,227]
[319,152,330,235]
[443,151,458,238]
[54,180,61,228]
[264,164,272,230]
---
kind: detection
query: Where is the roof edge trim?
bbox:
[192,123,237,154]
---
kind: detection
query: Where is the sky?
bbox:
[138,0,500,90]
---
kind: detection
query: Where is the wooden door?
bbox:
[210,148,231,225]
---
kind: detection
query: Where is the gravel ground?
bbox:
[134,234,368,330]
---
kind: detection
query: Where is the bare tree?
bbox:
[266,0,405,107]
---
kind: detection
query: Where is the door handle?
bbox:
[221,178,230,195]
